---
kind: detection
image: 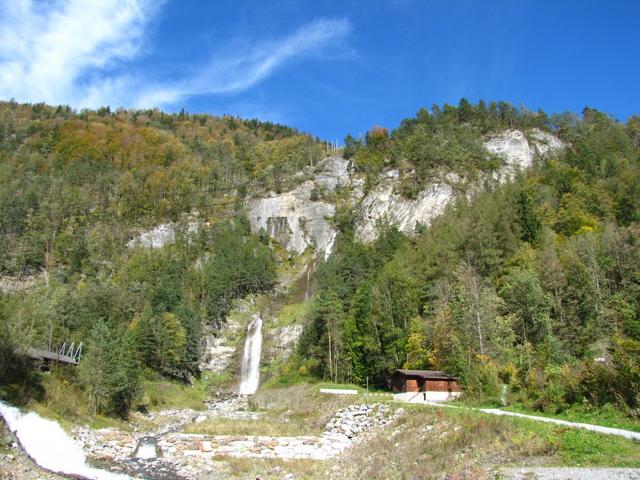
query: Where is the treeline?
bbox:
[343,99,556,196]
[298,107,640,414]
[0,101,324,277]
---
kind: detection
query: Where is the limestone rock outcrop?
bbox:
[246,157,350,259]
[354,173,456,242]
[485,128,565,180]
[355,128,564,242]
[127,222,200,249]
[246,129,564,253]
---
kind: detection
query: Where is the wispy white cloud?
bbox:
[0,1,351,109]
[134,17,352,108]
[0,0,158,107]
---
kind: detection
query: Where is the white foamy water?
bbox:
[134,440,158,459]
[0,400,131,480]
[238,314,263,395]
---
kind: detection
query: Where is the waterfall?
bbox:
[304,260,317,300]
[238,314,263,395]
[0,400,130,480]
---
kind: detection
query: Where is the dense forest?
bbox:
[298,103,640,415]
[0,101,311,415]
[1,99,639,421]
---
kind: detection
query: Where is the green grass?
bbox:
[558,428,640,466]
[182,417,307,437]
[273,299,312,327]
[138,375,212,412]
[424,405,640,467]
[329,403,640,479]
[503,403,640,433]
[315,381,364,392]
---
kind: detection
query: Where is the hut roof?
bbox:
[394,369,458,380]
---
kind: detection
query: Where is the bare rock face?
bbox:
[127,223,175,249]
[122,130,563,258]
[247,183,335,257]
[127,222,200,249]
[0,271,47,293]
[272,324,304,356]
[356,129,564,242]
[246,157,350,259]
[485,128,565,181]
[199,335,236,373]
[355,173,456,242]
[245,130,565,253]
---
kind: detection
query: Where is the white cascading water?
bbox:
[0,400,130,480]
[238,314,263,395]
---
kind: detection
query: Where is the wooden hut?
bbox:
[391,369,462,402]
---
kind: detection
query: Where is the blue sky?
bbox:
[0,0,638,140]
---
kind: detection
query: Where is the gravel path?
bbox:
[501,467,640,479]
[480,409,640,441]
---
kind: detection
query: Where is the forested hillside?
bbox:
[298,104,640,416]
[1,99,639,422]
[0,101,320,415]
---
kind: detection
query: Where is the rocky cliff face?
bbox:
[129,130,564,257]
[246,129,565,254]
[354,172,456,242]
[246,157,350,259]
[485,129,565,181]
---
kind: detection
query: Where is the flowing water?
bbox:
[238,314,263,395]
[134,437,159,460]
[0,400,131,480]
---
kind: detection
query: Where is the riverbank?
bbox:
[3,384,640,480]
[1,421,67,480]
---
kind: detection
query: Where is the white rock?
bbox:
[247,182,336,258]
[127,222,200,249]
[246,157,351,259]
[356,129,564,243]
[485,128,565,182]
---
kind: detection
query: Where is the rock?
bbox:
[127,220,201,249]
[273,324,304,355]
[246,157,351,259]
[127,223,176,249]
[0,271,47,294]
[485,128,565,182]
[355,176,455,242]
[199,333,236,373]
[246,182,336,258]
[247,130,564,251]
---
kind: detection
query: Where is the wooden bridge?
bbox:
[17,342,83,366]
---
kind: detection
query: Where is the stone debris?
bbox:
[202,395,263,420]
[324,404,393,439]
[159,403,397,462]
[73,400,402,478]
[74,396,262,463]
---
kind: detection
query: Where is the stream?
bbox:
[0,400,131,480]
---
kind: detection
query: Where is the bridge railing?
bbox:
[58,342,83,363]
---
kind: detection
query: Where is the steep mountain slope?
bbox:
[1,100,639,427]
[246,128,564,253]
